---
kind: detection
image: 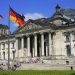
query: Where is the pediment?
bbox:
[49,17,69,26]
[18,22,42,33]
[53,19,67,25]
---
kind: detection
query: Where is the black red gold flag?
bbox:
[10,8,25,26]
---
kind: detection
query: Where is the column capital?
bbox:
[21,36,24,38]
[40,32,44,35]
[33,33,37,36]
[26,34,30,37]
[48,32,51,34]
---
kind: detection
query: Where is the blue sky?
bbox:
[0,0,75,32]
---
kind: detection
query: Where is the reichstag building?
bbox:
[0,4,75,65]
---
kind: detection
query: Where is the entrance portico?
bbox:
[16,32,52,59]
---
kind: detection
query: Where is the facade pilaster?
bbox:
[70,33,73,56]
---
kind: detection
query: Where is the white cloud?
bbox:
[24,13,46,21]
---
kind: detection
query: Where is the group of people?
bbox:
[10,62,21,70]
[0,62,21,70]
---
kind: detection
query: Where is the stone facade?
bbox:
[0,5,75,65]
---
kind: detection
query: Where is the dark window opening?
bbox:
[66,32,70,42]
[18,38,21,50]
[66,45,71,56]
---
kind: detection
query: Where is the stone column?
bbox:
[46,45,48,56]
[27,35,31,57]
[41,33,44,56]
[21,37,24,57]
[15,38,19,58]
[34,34,37,57]
[49,33,52,56]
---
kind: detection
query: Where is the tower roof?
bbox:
[56,4,60,9]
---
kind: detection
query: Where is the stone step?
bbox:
[20,63,75,70]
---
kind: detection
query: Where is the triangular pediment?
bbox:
[14,20,44,33]
[19,22,42,32]
[47,15,70,26]
[51,18,69,25]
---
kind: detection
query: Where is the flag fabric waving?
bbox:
[9,8,25,26]
[0,15,3,20]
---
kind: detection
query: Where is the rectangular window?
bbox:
[3,52,5,59]
[11,42,14,49]
[66,45,71,56]
[12,51,15,59]
[6,43,8,49]
[2,43,5,50]
[66,32,70,42]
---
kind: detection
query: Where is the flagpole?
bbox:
[8,5,10,70]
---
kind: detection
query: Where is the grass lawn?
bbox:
[0,70,75,75]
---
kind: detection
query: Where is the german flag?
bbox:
[10,8,25,26]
